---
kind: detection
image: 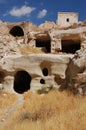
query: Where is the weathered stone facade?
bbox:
[0,54,72,93]
[0,21,86,54]
[0,12,86,94]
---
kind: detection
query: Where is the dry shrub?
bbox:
[19,46,45,54]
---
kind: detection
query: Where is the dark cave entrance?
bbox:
[14,71,31,94]
[61,40,81,54]
[9,26,24,37]
[0,72,5,83]
[36,39,51,53]
[40,79,45,84]
[42,68,48,76]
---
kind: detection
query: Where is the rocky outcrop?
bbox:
[0,54,72,93]
[66,49,86,95]
[0,34,21,57]
[38,21,57,31]
[0,20,86,55]
[0,20,86,94]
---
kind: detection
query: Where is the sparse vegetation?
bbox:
[37,85,55,94]
[0,90,17,110]
[0,90,86,130]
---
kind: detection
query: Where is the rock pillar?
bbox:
[51,38,61,53]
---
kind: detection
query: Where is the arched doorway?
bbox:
[9,26,24,37]
[14,71,31,94]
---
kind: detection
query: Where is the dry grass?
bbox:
[0,90,17,110]
[0,90,86,130]
[19,46,45,54]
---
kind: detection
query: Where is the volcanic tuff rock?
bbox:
[0,19,86,94]
[66,48,86,95]
[0,54,72,92]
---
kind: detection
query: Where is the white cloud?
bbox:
[9,5,36,17]
[38,9,47,18]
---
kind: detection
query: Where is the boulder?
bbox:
[38,21,57,31]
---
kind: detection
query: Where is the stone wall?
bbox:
[57,12,78,28]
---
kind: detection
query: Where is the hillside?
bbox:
[0,14,86,130]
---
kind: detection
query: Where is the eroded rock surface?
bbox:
[0,20,86,94]
[66,49,86,95]
[0,54,72,93]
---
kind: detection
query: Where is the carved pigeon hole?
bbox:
[40,61,51,76]
[13,71,31,94]
[9,26,24,37]
[42,68,48,76]
[40,79,45,84]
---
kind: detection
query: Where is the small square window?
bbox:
[66,18,69,22]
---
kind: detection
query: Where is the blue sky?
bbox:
[0,0,86,25]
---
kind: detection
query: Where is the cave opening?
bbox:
[40,79,45,84]
[42,68,48,76]
[9,26,24,37]
[0,72,5,83]
[36,39,51,53]
[61,40,81,54]
[14,71,31,94]
[66,18,69,22]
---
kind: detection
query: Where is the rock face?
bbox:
[66,49,86,95]
[38,21,57,31]
[0,20,86,55]
[0,54,72,93]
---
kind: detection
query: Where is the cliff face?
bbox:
[0,20,86,94]
[66,49,86,95]
[0,20,86,56]
[0,54,72,93]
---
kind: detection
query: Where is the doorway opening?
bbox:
[36,39,51,53]
[42,68,48,76]
[61,40,81,54]
[14,71,31,94]
[9,26,24,37]
[0,71,5,83]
